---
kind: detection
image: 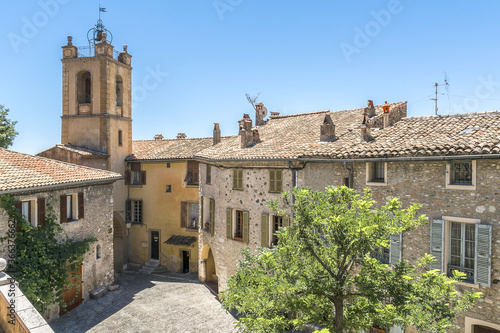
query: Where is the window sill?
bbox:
[232,188,243,191]
[455,281,480,289]
[185,184,199,188]
[131,222,142,225]
[129,184,144,188]
[445,183,476,190]
[366,181,387,187]
[233,237,243,242]
[268,190,282,194]
[185,228,198,232]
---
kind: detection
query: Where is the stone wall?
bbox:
[301,159,500,332]
[0,183,115,321]
[199,158,499,331]
[198,164,293,291]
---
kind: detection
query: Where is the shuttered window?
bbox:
[234,210,243,239]
[269,170,283,193]
[78,193,84,219]
[129,162,146,186]
[181,202,199,229]
[209,198,215,236]
[126,199,143,224]
[60,195,67,223]
[430,218,492,287]
[261,213,269,247]
[37,198,45,226]
[185,161,199,186]
[233,169,243,190]
[226,208,233,239]
[206,165,211,185]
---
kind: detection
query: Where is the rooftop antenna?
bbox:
[246,93,260,110]
[430,75,449,115]
[87,5,113,46]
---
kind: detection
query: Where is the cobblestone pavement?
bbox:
[50,272,237,333]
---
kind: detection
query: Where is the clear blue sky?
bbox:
[1,1,500,155]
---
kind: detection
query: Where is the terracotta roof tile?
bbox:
[0,148,121,192]
[128,137,219,161]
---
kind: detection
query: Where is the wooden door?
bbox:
[151,231,160,260]
[182,251,190,273]
[60,264,83,315]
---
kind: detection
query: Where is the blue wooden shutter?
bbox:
[430,219,444,272]
[475,224,492,287]
[389,233,402,266]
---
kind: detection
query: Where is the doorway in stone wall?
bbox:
[150,231,159,260]
[182,250,190,273]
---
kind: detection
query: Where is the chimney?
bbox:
[255,103,267,126]
[320,114,335,142]
[213,123,221,145]
[176,133,186,139]
[154,134,164,141]
[360,114,372,142]
[382,101,390,128]
[238,114,254,148]
[270,111,280,118]
[252,129,261,143]
[365,99,376,117]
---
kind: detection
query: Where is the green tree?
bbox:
[0,105,18,148]
[0,195,95,313]
[221,186,480,333]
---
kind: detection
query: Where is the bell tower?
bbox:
[60,18,132,171]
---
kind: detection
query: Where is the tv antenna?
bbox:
[246,93,260,109]
[430,74,449,115]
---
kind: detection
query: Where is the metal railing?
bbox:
[77,45,121,60]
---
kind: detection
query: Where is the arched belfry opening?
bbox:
[116,75,123,114]
[77,71,92,113]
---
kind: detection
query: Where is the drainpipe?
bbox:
[343,161,353,188]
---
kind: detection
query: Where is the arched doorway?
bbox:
[200,244,218,293]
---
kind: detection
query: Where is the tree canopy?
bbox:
[221,186,481,333]
[0,105,18,148]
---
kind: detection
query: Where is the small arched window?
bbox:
[96,244,101,259]
[77,71,92,104]
[116,75,123,108]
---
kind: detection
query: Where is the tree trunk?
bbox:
[333,298,344,333]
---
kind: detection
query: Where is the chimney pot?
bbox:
[176,133,186,139]
[154,134,164,141]
[253,129,261,143]
[270,111,280,117]
[213,123,221,145]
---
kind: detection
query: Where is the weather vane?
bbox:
[87,5,113,46]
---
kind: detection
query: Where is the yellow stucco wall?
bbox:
[128,160,199,273]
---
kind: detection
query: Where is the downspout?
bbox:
[344,161,353,188]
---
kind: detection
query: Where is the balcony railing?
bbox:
[77,45,121,60]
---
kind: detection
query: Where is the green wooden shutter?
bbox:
[226,208,233,239]
[238,169,243,190]
[209,198,215,236]
[200,196,204,230]
[475,224,492,287]
[269,170,275,192]
[430,219,444,272]
[233,169,238,189]
[282,216,290,227]
[261,213,269,247]
[389,233,402,266]
[276,170,283,192]
[243,211,249,244]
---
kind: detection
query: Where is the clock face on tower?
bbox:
[96,45,104,55]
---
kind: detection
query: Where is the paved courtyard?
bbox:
[50,272,237,333]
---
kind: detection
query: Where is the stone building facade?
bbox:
[196,101,500,332]
[0,148,121,320]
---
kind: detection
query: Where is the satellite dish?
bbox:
[261,106,268,118]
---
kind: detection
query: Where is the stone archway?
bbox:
[200,244,218,293]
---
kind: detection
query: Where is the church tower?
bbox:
[60,22,132,170]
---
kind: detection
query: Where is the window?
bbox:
[272,216,283,246]
[261,213,290,247]
[446,160,476,190]
[166,185,172,193]
[21,201,31,223]
[126,162,146,186]
[60,193,84,223]
[116,75,123,107]
[226,208,249,243]
[181,202,199,229]
[206,164,211,185]
[77,70,91,104]
[118,130,123,146]
[366,162,387,185]
[233,169,243,190]
[371,234,402,266]
[166,163,170,168]
[201,196,215,235]
[185,161,199,186]
[126,199,143,224]
[269,170,283,193]
[430,217,492,287]
[449,222,476,283]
